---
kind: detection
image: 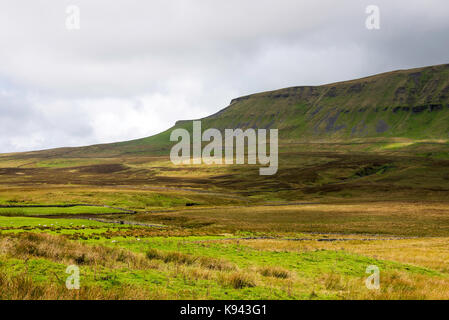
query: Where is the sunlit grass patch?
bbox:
[0,206,125,217]
[381,142,415,150]
[0,216,118,228]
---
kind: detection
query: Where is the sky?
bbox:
[1,0,449,153]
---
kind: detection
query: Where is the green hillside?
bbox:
[112,63,449,148]
[8,63,449,158]
[184,63,449,141]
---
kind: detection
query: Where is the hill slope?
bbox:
[112,63,449,155]
[6,63,449,158]
[185,63,449,139]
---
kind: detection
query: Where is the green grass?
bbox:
[0,256,303,299]
[93,236,440,277]
[381,142,416,150]
[1,225,445,299]
[0,216,125,228]
[0,206,125,217]
[0,189,214,210]
[35,159,105,168]
[1,211,449,299]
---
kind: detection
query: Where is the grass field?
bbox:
[0,140,449,299]
[0,206,126,217]
[1,216,449,300]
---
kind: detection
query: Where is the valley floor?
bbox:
[1,214,449,299]
[0,141,449,299]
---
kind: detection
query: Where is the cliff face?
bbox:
[193,63,449,140]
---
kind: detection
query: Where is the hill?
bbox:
[185,63,449,140]
[5,63,449,158]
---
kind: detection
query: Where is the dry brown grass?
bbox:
[0,270,162,300]
[176,266,215,281]
[2,232,449,299]
[312,270,449,300]
[341,271,449,300]
[0,232,159,270]
[241,237,449,274]
[257,266,293,279]
[146,248,235,271]
[221,272,257,289]
[139,201,449,236]
[322,272,348,291]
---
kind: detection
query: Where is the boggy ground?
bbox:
[0,140,448,299]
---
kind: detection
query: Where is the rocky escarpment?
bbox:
[193,64,449,140]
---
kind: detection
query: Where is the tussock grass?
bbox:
[2,229,449,299]
[0,271,160,300]
[329,270,449,300]
[146,248,235,271]
[322,273,347,291]
[177,266,214,281]
[0,232,157,270]
[258,266,292,279]
[221,272,257,289]
[242,237,449,274]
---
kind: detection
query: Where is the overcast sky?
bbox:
[1,0,448,153]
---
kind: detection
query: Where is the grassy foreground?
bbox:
[0,140,448,299]
[1,203,449,300]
